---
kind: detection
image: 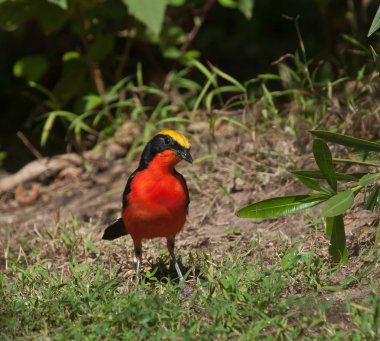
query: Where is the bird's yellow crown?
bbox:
[157,130,191,149]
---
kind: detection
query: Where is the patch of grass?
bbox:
[1,220,380,340]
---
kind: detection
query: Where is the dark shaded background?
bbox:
[0,0,378,172]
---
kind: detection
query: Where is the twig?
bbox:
[91,65,106,97]
[16,131,43,160]
[180,0,217,53]
[115,29,135,82]
[282,15,314,92]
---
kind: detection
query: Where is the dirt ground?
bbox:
[1,123,378,261]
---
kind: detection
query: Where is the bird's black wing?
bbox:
[122,168,140,209]
[102,169,140,241]
[102,218,127,240]
[174,169,190,213]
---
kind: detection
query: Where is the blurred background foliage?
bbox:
[0,0,379,171]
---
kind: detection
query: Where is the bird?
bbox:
[102,129,192,284]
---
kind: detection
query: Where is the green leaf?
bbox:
[310,130,380,152]
[364,186,380,211]
[237,194,328,219]
[34,0,68,34]
[218,0,238,8]
[13,55,48,82]
[293,174,331,194]
[210,64,246,91]
[41,111,76,146]
[169,0,185,6]
[368,6,380,37]
[326,215,348,262]
[53,58,86,104]
[62,51,81,62]
[312,138,337,192]
[124,0,168,36]
[322,190,354,217]
[291,170,365,182]
[238,0,254,20]
[358,173,380,186]
[332,158,380,167]
[46,0,68,10]
[88,35,115,62]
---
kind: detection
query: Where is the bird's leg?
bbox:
[134,240,142,284]
[167,236,184,283]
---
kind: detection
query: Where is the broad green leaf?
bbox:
[293,174,331,194]
[368,6,380,37]
[34,0,68,34]
[238,0,254,20]
[13,55,48,82]
[292,170,365,182]
[326,215,348,262]
[124,0,168,36]
[237,194,328,219]
[322,190,354,217]
[364,186,380,211]
[312,139,337,192]
[358,173,380,186]
[310,130,380,152]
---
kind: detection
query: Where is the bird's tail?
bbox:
[102,218,128,240]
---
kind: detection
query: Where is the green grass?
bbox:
[1,220,380,340]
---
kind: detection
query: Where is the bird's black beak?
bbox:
[176,148,193,163]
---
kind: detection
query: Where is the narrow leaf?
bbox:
[237,194,328,219]
[368,6,380,37]
[313,138,337,192]
[310,130,380,152]
[333,158,380,167]
[364,186,380,211]
[326,215,348,262]
[210,64,246,91]
[292,170,365,182]
[326,217,333,239]
[358,173,380,186]
[322,190,355,217]
[293,174,331,194]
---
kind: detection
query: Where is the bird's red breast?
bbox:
[122,150,188,241]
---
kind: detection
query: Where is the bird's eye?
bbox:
[164,136,171,145]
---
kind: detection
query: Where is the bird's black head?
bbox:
[139,130,192,168]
